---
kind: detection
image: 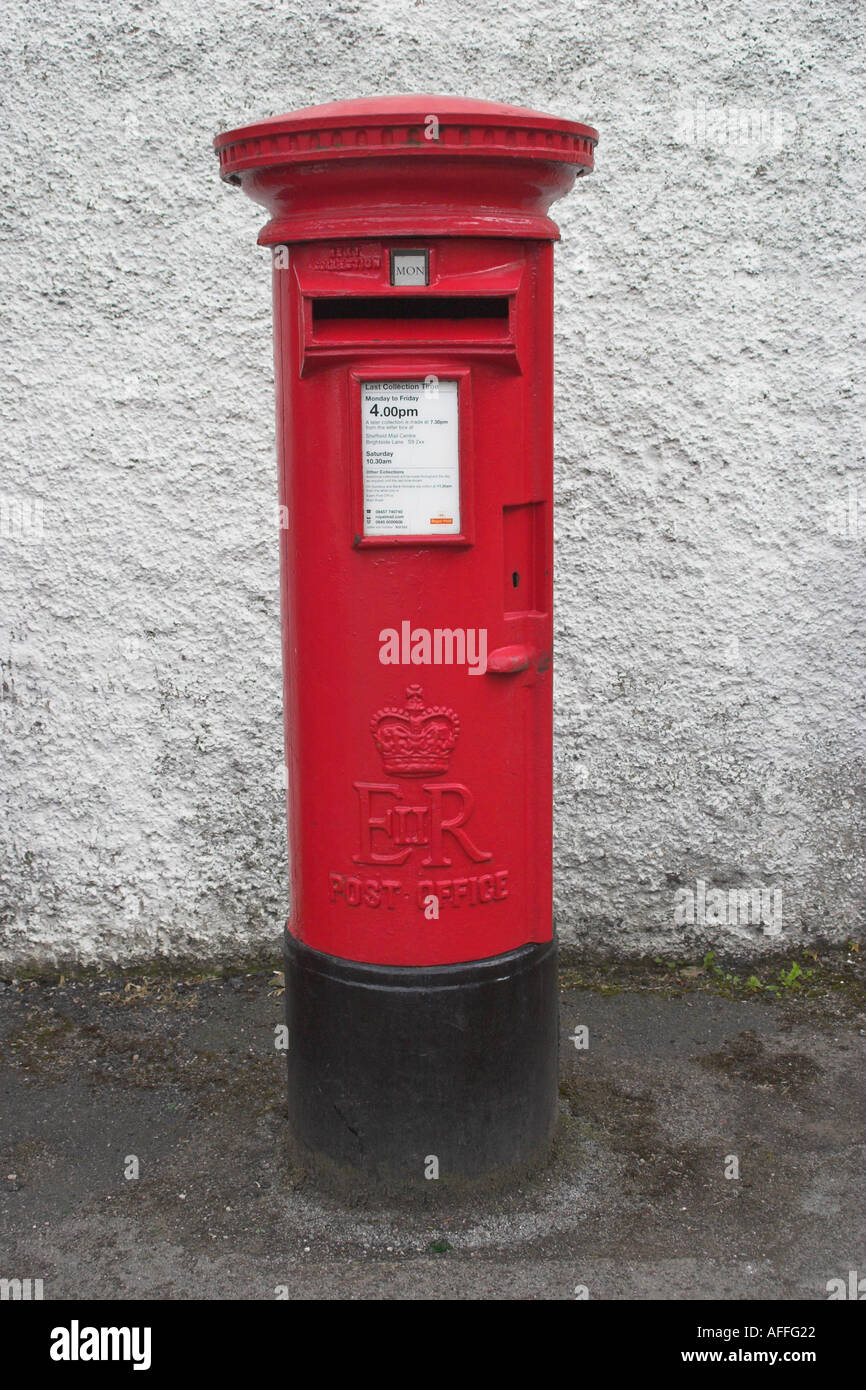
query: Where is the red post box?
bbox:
[215,96,597,1182]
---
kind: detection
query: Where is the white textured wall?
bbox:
[1,1,863,969]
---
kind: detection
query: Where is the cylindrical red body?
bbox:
[275,236,557,966]
[216,96,596,1182]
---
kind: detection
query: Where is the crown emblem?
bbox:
[370,685,460,778]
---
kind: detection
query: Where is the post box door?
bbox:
[275,237,554,967]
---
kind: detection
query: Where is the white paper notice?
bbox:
[361,380,460,536]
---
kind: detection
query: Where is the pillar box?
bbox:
[214,96,597,1183]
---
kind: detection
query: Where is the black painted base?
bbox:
[283,931,559,1185]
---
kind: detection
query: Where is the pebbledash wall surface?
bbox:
[1,1,863,971]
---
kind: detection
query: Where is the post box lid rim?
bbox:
[214,94,598,149]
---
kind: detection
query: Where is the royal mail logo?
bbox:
[370,685,459,778]
[336,687,504,899]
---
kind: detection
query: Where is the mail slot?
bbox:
[215,95,597,1183]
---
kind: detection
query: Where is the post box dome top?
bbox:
[214,94,597,243]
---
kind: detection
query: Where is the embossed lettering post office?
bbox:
[215,96,597,1182]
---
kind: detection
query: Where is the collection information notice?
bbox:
[361,380,460,536]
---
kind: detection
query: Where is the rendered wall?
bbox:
[1,0,862,968]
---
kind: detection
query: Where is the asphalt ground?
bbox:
[0,947,863,1301]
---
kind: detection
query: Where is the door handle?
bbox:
[485,643,534,674]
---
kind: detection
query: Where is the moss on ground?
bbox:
[558,942,865,1024]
